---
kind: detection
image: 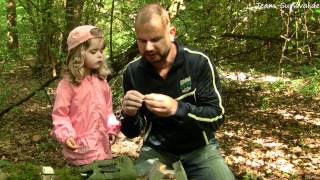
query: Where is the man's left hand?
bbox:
[144,93,178,117]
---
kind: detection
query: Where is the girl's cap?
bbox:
[67,25,102,51]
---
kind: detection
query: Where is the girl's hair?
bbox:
[63,28,111,85]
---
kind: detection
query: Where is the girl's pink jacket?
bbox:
[51,76,120,165]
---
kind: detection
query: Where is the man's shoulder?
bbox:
[177,45,217,72]
[125,56,143,71]
[181,46,210,61]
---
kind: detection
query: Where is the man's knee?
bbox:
[182,144,235,180]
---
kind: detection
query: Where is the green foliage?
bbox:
[1,0,317,78]
[0,162,82,180]
[0,1,7,52]
[0,1,319,179]
[290,62,320,97]
[55,167,82,180]
[269,80,287,92]
[2,162,41,180]
[260,96,271,110]
[300,64,320,77]
[0,78,13,110]
[296,76,320,97]
[242,171,259,180]
[0,160,11,167]
[110,76,124,110]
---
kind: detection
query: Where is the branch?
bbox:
[218,42,267,62]
[0,76,58,118]
[17,0,64,34]
[221,33,284,43]
[107,42,138,81]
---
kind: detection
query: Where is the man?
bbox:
[120,3,234,179]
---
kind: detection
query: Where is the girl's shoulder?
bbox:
[57,76,76,90]
[58,76,72,85]
[90,75,111,90]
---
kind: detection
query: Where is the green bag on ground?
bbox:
[80,156,137,180]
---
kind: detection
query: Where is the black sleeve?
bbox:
[175,56,224,128]
[120,67,146,138]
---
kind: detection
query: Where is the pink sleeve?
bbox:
[51,79,76,143]
[106,114,121,135]
[105,82,121,135]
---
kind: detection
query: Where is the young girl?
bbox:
[51,25,120,166]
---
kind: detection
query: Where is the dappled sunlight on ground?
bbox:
[219,70,320,179]
[221,71,291,82]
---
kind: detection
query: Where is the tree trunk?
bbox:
[34,0,54,74]
[62,0,85,53]
[6,0,19,50]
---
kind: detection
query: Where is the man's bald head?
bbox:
[134,3,170,29]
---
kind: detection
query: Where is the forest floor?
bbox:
[0,62,319,179]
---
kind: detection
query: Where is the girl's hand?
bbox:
[65,137,80,150]
[109,134,117,145]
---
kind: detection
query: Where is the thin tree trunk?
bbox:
[7,0,19,50]
[109,0,115,62]
[34,0,54,74]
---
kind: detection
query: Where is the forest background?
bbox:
[0,0,319,179]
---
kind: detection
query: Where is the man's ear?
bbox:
[169,26,176,41]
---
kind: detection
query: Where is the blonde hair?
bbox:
[63,28,111,85]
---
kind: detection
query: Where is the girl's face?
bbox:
[84,38,105,71]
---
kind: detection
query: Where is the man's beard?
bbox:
[144,46,170,65]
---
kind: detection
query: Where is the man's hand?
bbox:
[144,93,178,117]
[65,137,79,150]
[122,90,145,116]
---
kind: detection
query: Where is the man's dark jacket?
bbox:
[120,41,224,154]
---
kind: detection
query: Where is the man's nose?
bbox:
[145,41,154,51]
